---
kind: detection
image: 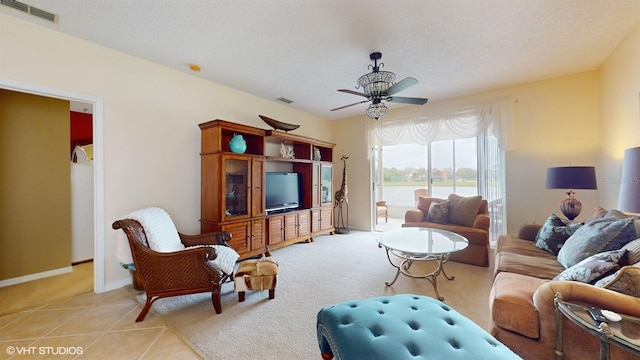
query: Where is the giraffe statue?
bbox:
[335,155,349,206]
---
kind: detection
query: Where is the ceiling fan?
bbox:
[331,52,429,120]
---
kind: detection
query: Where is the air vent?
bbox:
[276,97,294,104]
[1,0,58,23]
[1,0,28,13]
[29,6,56,22]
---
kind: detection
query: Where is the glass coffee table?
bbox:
[376,227,469,301]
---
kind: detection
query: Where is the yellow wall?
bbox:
[598,22,640,210]
[0,13,333,287]
[0,90,72,279]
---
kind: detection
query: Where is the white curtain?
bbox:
[373,98,513,149]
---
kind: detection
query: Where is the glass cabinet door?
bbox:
[225,157,249,218]
[321,165,333,205]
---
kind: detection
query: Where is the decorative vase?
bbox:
[229,134,247,154]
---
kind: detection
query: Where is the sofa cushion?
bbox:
[403,222,487,246]
[583,206,608,224]
[426,200,450,224]
[604,210,640,234]
[622,238,640,265]
[594,265,640,297]
[534,214,582,255]
[553,249,628,284]
[496,235,557,260]
[490,272,548,339]
[448,194,483,227]
[494,251,565,280]
[557,217,638,268]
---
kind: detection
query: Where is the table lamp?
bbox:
[546,166,597,220]
[618,147,640,214]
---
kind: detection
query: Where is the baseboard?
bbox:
[103,278,132,293]
[0,266,73,288]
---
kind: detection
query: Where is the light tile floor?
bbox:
[0,275,200,359]
[0,216,404,360]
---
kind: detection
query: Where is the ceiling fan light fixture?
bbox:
[366,102,388,120]
[357,70,396,96]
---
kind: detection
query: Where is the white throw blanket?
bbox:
[116,207,239,274]
[116,207,183,265]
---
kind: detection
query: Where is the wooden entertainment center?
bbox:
[199,119,335,260]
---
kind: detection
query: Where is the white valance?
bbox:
[374,98,514,150]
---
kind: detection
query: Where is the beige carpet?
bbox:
[145,231,494,359]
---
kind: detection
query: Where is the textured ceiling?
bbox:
[3,0,640,120]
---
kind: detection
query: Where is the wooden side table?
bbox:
[554,292,640,360]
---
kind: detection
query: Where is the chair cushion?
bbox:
[448,194,483,227]
[128,207,185,252]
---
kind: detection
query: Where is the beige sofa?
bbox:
[403,196,490,267]
[490,219,640,360]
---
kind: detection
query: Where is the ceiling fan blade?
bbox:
[338,89,369,98]
[386,77,418,95]
[387,96,429,105]
[331,100,369,111]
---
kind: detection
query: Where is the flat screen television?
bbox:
[265,172,301,213]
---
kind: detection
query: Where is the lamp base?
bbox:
[560,190,581,221]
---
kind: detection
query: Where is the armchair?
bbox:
[113,207,239,322]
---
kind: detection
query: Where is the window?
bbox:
[371,98,512,242]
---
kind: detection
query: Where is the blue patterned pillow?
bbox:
[557,217,638,268]
[535,214,582,255]
[554,249,628,283]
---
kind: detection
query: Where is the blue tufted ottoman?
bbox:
[317,294,522,360]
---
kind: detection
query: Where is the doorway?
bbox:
[0,78,105,293]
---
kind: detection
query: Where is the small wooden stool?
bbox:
[234,258,278,302]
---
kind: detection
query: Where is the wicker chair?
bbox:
[113,209,237,322]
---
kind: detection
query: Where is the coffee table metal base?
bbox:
[379,245,454,301]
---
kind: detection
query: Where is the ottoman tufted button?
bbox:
[316,294,522,360]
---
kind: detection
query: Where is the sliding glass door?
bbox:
[429,138,478,198]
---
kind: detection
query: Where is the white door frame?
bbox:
[0,78,106,293]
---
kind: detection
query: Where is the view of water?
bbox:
[382,185,478,207]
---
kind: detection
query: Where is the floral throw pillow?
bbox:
[594,264,640,297]
[554,249,628,284]
[426,200,450,224]
[535,214,582,255]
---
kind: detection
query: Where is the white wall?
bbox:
[0,13,333,290]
